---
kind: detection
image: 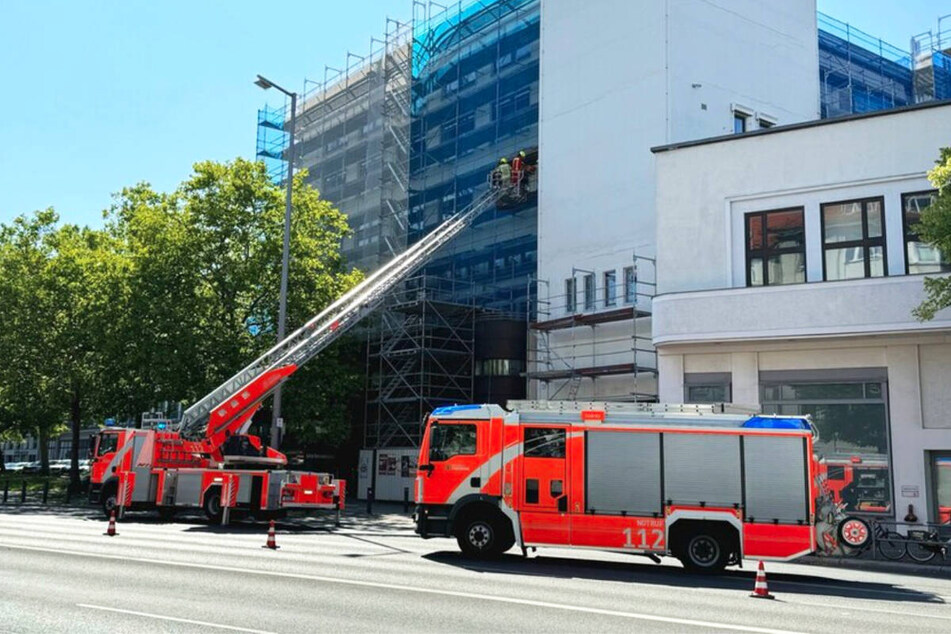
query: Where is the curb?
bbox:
[797,555,951,579]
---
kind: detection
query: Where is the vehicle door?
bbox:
[419,420,483,506]
[517,426,569,545]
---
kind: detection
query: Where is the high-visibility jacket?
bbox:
[511,156,523,183]
[497,163,511,182]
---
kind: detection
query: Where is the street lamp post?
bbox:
[255,74,297,450]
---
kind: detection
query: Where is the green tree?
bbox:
[106,158,363,447]
[914,147,951,321]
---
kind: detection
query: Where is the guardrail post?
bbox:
[403,486,410,513]
[42,480,49,504]
[366,487,374,516]
[20,480,27,504]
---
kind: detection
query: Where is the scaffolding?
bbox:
[527,255,657,403]
[817,12,914,118]
[364,275,478,448]
[911,14,951,105]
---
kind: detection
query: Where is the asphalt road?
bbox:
[1,506,949,633]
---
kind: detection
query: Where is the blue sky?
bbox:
[0,1,947,228]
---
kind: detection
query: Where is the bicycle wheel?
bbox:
[876,531,907,561]
[906,539,937,563]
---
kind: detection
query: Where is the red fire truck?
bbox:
[415,400,843,571]
[89,420,343,522]
[88,177,511,523]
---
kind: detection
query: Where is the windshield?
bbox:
[428,423,477,462]
[96,432,119,457]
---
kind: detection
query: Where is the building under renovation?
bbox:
[255,1,951,517]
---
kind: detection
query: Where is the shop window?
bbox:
[685,373,732,404]
[822,198,887,281]
[746,208,805,286]
[583,274,595,310]
[623,266,635,303]
[475,359,524,376]
[902,190,950,275]
[604,270,617,307]
[761,376,891,515]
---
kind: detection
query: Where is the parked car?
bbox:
[49,459,71,474]
[3,462,26,472]
[21,461,42,474]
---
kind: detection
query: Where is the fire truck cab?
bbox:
[415,401,823,572]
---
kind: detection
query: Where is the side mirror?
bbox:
[419,464,435,476]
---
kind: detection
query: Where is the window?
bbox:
[745,208,805,286]
[623,266,635,304]
[96,433,119,457]
[565,278,576,313]
[761,375,891,515]
[758,118,775,129]
[524,427,566,458]
[583,273,595,310]
[604,270,617,307]
[733,112,748,134]
[428,423,477,462]
[903,190,950,274]
[685,373,732,404]
[822,198,887,281]
[475,359,524,376]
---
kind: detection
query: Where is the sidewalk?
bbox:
[797,554,951,579]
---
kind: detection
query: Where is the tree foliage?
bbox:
[0,158,364,480]
[913,146,951,321]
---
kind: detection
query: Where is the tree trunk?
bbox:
[70,388,82,492]
[0,446,5,473]
[38,425,50,476]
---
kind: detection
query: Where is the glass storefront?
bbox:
[762,376,892,515]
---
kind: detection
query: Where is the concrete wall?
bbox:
[538,0,818,297]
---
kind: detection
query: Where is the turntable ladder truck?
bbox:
[89,184,507,522]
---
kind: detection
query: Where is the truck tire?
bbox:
[678,530,731,573]
[203,488,223,523]
[455,510,514,559]
[100,483,118,520]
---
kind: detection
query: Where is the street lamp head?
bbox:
[254,75,274,90]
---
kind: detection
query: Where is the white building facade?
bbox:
[652,101,951,523]
[530,0,820,401]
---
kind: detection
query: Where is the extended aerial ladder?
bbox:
[176,184,506,449]
[88,183,508,522]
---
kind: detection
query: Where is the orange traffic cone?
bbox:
[749,561,774,599]
[104,510,118,537]
[263,519,279,550]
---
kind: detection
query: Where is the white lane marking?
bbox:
[77,604,277,634]
[788,599,951,622]
[9,543,798,634]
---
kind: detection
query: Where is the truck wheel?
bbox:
[101,486,118,520]
[456,512,514,558]
[203,488,223,523]
[679,531,730,573]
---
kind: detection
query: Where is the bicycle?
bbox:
[837,516,907,561]
[905,527,950,563]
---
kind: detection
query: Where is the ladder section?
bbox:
[177,186,502,438]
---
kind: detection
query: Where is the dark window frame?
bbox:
[901,189,949,275]
[603,270,617,307]
[623,266,635,304]
[583,273,595,311]
[733,112,748,134]
[427,422,478,462]
[744,207,806,287]
[565,277,576,313]
[820,196,888,281]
